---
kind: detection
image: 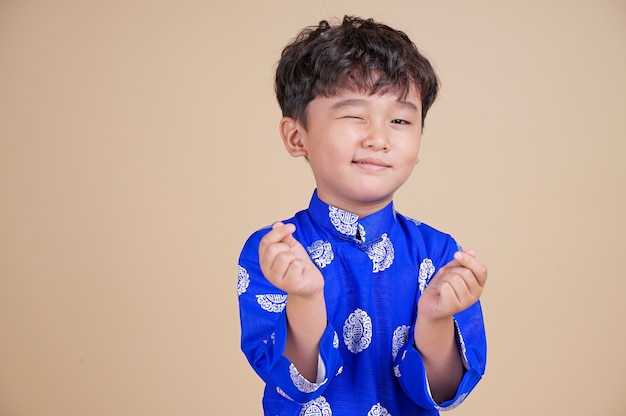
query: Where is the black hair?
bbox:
[275,15,439,128]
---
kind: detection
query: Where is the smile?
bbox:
[352,158,391,171]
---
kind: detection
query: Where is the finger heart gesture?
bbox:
[418,250,487,320]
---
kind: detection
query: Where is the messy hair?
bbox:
[275,15,439,128]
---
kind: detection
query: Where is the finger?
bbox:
[281,228,302,249]
[284,258,307,286]
[276,257,311,294]
[452,251,487,287]
[269,247,298,275]
[463,249,477,258]
[267,222,297,244]
[438,280,462,311]
[259,242,292,277]
[272,222,304,251]
[272,223,311,260]
[438,249,473,271]
[430,252,465,283]
[259,223,295,255]
[442,266,483,299]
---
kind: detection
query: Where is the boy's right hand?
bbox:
[258,222,324,298]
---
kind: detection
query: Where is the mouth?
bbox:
[352,158,391,171]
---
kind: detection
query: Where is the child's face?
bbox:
[282,86,423,217]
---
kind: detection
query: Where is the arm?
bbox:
[258,222,327,382]
[414,250,487,403]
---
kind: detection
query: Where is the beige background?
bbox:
[1,0,625,415]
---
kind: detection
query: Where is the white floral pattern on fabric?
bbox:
[329,206,365,241]
[237,265,250,295]
[290,363,323,393]
[455,320,470,369]
[405,215,421,226]
[262,332,275,346]
[307,240,334,268]
[418,258,435,293]
[435,392,468,411]
[367,234,394,273]
[238,192,488,414]
[256,294,287,313]
[391,325,410,360]
[343,308,372,354]
[300,396,332,416]
[368,403,391,416]
[276,386,294,402]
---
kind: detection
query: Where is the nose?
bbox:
[362,124,390,151]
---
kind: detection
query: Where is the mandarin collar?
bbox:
[307,190,397,246]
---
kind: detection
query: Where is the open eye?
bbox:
[391,119,410,125]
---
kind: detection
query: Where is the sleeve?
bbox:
[393,233,487,411]
[237,228,343,404]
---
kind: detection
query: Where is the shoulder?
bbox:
[394,211,462,255]
[395,211,453,240]
[239,209,309,258]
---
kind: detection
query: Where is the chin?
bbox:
[354,191,395,205]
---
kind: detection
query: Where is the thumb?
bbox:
[285,231,311,261]
[463,249,477,258]
[275,223,307,254]
[276,223,298,247]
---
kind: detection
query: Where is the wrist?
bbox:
[414,314,455,351]
[416,311,453,327]
[287,290,326,314]
[287,286,325,303]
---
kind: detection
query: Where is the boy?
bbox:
[237,16,487,416]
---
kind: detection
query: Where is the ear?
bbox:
[279,117,308,157]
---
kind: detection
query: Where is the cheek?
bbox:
[401,143,421,163]
[402,150,421,170]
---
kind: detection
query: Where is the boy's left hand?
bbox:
[417,250,487,320]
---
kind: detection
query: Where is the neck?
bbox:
[316,191,392,219]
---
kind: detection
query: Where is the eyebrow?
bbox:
[330,97,420,112]
[330,98,367,110]
[396,100,419,112]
